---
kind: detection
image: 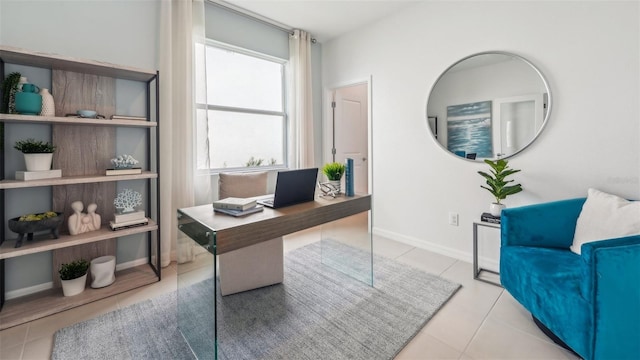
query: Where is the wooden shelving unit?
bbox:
[0,46,161,330]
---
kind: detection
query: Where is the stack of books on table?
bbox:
[481,212,501,224]
[110,210,148,230]
[212,197,264,217]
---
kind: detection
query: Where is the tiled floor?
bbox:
[0,225,579,360]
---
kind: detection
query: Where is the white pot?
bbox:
[61,273,87,297]
[490,203,506,217]
[90,255,116,288]
[328,180,341,194]
[24,153,53,171]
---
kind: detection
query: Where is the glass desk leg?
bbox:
[320,211,373,286]
[177,219,218,359]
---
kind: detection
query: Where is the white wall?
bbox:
[322,1,640,266]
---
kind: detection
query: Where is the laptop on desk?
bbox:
[257,168,318,209]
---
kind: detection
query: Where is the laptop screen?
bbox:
[269,168,318,208]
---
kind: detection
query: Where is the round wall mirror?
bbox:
[426,51,552,161]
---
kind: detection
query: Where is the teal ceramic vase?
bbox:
[15,84,42,115]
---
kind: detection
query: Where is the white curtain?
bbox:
[288,29,315,169]
[159,0,209,267]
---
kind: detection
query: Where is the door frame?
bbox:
[323,76,373,195]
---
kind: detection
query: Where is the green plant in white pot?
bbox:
[322,162,346,193]
[59,259,89,297]
[14,138,56,171]
[478,159,523,216]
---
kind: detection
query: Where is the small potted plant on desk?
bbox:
[322,162,346,194]
[59,259,90,297]
[478,159,523,216]
[14,138,56,171]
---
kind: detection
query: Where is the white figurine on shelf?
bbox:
[68,201,101,235]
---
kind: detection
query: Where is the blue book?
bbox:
[345,158,354,196]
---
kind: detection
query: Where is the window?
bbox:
[195,42,287,171]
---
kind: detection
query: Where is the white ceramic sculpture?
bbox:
[114,189,142,213]
[68,201,101,235]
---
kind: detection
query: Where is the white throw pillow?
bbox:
[571,188,640,255]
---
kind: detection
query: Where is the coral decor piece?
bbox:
[114,189,142,213]
[110,154,139,169]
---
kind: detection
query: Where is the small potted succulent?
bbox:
[14,138,56,171]
[59,259,90,297]
[478,159,523,216]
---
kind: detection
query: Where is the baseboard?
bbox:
[115,257,149,271]
[6,281,54,300]
[372,227,500,271]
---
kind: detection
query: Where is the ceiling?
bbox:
[222,0,419,43]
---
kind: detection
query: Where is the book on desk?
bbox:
[212,197,257,211]
[214,205,264,217]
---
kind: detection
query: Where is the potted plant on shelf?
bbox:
[14,138,56,171]
[59,259,90,297]
[478,159,523,216]
[322,162,346,193]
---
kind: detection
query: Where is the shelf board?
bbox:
[0,171,157,189]
[0,113,156,127]
[0,45,156,82]
[0,264,159,330]
[0,219,158,260]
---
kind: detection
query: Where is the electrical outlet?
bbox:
[449,212,459,226]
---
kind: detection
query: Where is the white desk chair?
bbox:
[217,171,284,295]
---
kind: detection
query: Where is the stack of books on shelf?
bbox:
[212,197,264,217]
[110,210,148,231]
[105,167,142,176]
[481,212,501,224]
[111,115,147,121]
[15,169,62,181]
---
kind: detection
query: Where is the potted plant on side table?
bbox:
[59,259,90,297]
[14,138,56,172]
[478,159,523,216]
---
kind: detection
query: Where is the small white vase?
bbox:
[90,255,116,288]
[61,273,87,297]
[24,153,53,171]
[39,88,55,116]
[489,203,506,217]
[329,180,341,194]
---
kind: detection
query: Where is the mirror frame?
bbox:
[426,51,552,161]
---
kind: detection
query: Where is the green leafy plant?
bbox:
[59,259,89,280]
[478,159,523,204]
[1,72,21,114]
[14,138,56,153]
[322,162,346,181]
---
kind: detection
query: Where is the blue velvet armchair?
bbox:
[500,198,640,360]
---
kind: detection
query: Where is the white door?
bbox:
[493,94,544,158]
[332,83,369,194]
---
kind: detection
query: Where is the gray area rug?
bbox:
[53,240,460,360]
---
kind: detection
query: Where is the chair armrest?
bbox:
[580,235,640,359]
[501,198,586,248]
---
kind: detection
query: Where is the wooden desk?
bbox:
[177,194,371,255]
[177,194,372,360]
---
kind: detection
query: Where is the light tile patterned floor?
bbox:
[0,226,579,360]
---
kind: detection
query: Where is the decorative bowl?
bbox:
[77,109,97,118]
[8,212,64,248]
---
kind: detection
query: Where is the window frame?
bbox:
[197,40,289,174]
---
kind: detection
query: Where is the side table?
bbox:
[473,221,502,287]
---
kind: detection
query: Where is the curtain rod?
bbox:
[206,0,317,43]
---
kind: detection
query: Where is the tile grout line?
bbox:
[459,287,504,356]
